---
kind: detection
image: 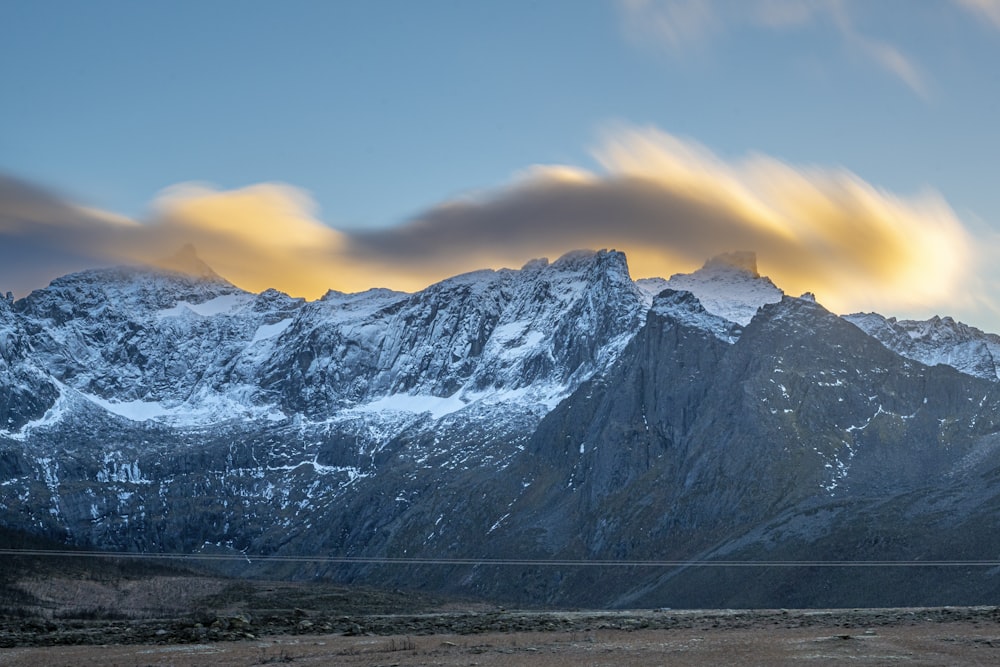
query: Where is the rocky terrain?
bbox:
[5,602,1000,666]
[2,546,999,665]
[4,248,1000,608]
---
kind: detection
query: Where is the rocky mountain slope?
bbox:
[844,311,1000,381]
[3,248,1000,608]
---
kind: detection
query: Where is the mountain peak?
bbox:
[155,244,222,281]
[642,251,782,326]
[702,251,759,277]
[844,311,1000,381]
[546,248,633,281]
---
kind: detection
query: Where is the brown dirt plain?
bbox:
[2,559,999,666]
[3,608,1000,666]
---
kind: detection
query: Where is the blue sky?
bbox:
[3,0,1000,328]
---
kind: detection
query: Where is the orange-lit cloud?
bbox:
[592,126,972,314]
[0,127,985,327]
[347,127,975,318]
[135,183,353,298]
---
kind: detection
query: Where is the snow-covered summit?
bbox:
[16,262,244,324]
[9,254,305,422]
[259,248,646,419]
[13,244,1000,437]
[636,251,784,326]
[1,246,652,429]
[650,289,742,342]
[844,312,1000,381]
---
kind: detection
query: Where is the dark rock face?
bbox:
[0,298,59,431]
[483,295,1000,607]
[4,250,1000,609]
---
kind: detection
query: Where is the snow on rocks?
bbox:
[844,312,1000,381]
[638,251,784,327]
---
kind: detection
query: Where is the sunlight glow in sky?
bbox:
[2,1,1000,329]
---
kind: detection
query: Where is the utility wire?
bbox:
[1,549,998,567]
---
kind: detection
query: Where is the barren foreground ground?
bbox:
[3,557,999,666]
[3,608,1000,666]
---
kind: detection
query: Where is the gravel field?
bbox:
[2,607,1000,666]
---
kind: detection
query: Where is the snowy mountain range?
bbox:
[4,247,1000,608]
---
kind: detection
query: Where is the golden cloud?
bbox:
[0,127,983,327]
[134,183,354,298]
[592,127,973,314]
[348,126,977,318]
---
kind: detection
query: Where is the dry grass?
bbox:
[14,575,229,619]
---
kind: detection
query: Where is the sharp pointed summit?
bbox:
[155,243,223,281]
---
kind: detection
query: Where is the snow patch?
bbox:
[157,293,253,318]
[487,513,511,534]
[85,395,172,421]
[353,392,470,420]
[250,318,293,343]
[80,388,284,426]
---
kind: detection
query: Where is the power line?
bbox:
[1,549,998,567]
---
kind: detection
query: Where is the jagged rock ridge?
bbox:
[3,247,1000,608]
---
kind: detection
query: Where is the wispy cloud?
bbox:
[0,127,982,324]
[618,0,719,52]
[823,1,929,99]
[854,38,927,98]
[617,0,929,97]
[748,0,820,28]
[954,0,1000,29]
